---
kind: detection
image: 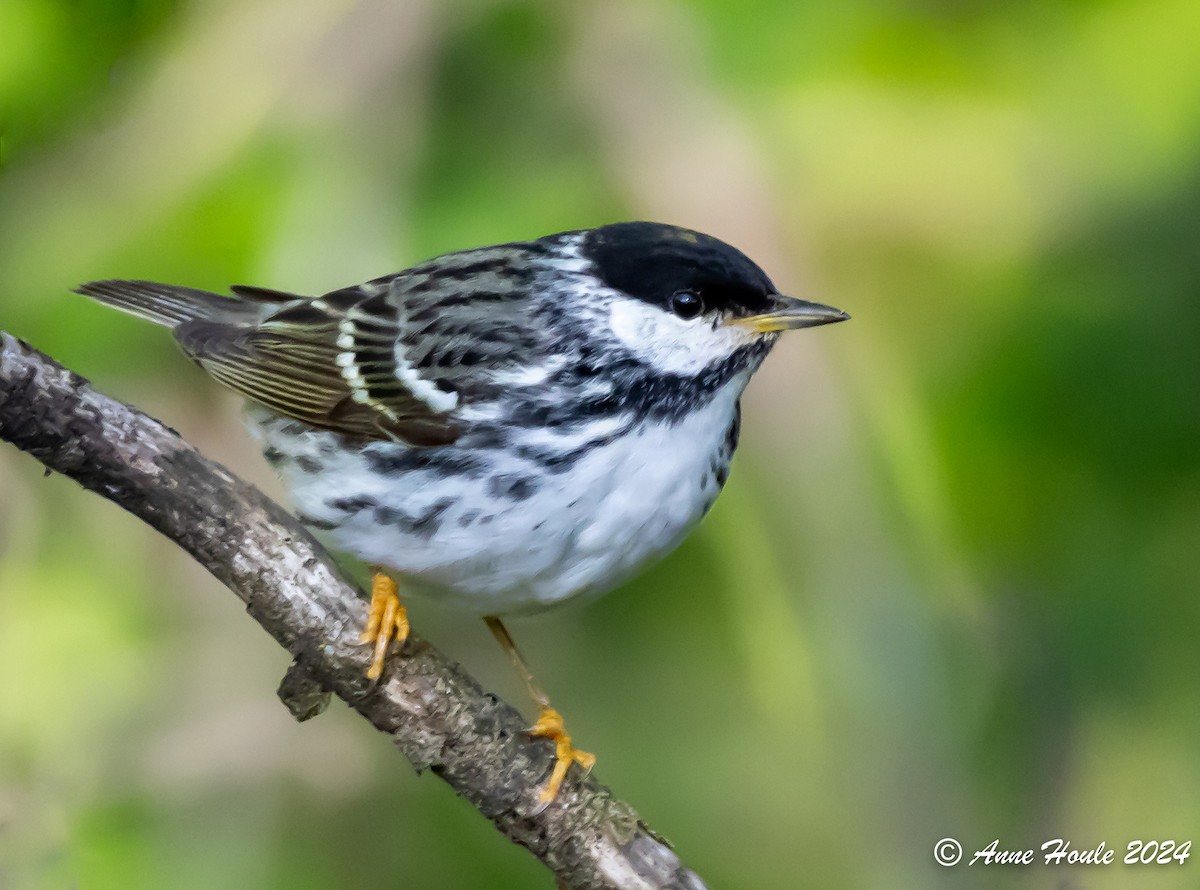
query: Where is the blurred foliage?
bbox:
[2,0,1199,888]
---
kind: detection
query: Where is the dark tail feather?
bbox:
[75,279,260,329]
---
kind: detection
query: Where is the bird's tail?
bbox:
[75,279,262,329]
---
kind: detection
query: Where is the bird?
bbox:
[76,221,848,806]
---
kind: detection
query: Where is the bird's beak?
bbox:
[729,295,850,333]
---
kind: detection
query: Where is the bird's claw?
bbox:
[360,572,409,679]
[529,707,595,810]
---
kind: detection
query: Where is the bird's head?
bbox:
[553,221,848,377]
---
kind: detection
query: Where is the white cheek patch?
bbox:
[607,298,758,374]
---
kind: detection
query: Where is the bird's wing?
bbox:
[173,243,550,444]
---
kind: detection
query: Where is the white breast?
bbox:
[251,374,747,615]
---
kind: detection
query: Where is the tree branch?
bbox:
[0,331,707,890]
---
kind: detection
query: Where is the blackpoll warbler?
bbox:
[78,221,848,805]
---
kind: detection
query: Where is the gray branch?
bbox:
[0,331,707,890]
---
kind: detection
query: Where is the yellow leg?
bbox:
[360,571,409,680]
[484,616,595,808]
[529,707,596,807]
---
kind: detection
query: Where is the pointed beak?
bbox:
[730,295,850,333]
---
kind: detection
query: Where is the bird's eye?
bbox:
[670,291,704,320]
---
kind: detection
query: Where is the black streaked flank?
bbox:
[374,498,455,539]
[724,404,741,456]
[514,423,632,474]
[364,446,487,477]
[330,495,377,513]
[295,455,322,474]
[488,474,538,501]
[710,407,741,489]
[713,464,729,488]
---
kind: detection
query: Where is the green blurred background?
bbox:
[2,0,1199,887]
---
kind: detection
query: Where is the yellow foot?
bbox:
[530,707,596,809]
[359,572,409,680]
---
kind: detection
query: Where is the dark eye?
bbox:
[670,290,704,320]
